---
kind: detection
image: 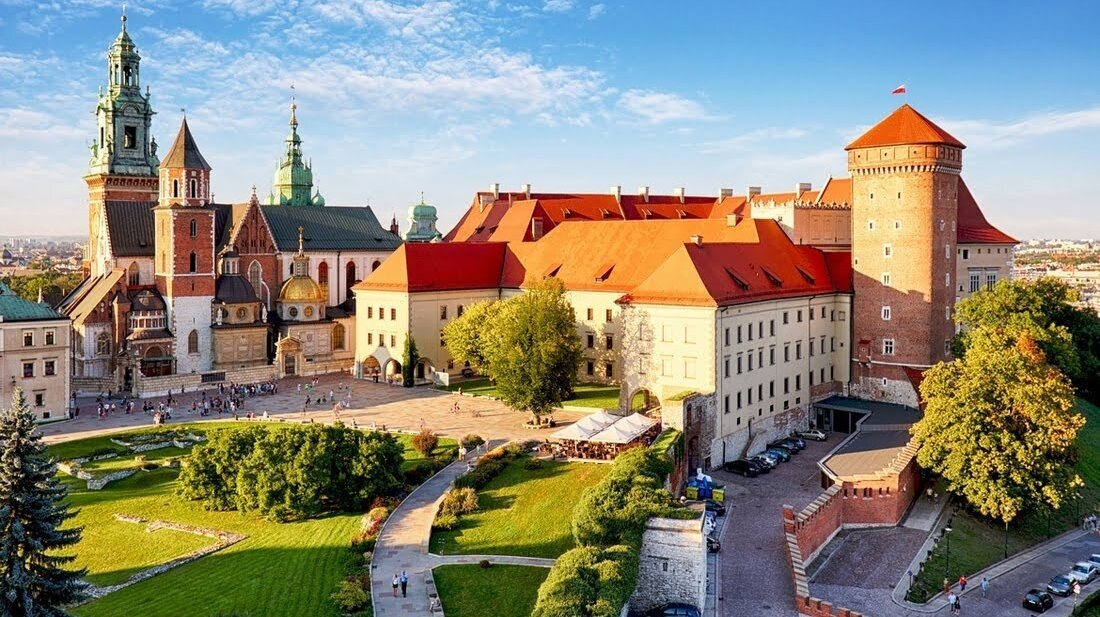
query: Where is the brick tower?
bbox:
[847,104,964,404]
[84,9,160,277]
[154,117,215,374]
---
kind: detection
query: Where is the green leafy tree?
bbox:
[401,334,419,387]
[914,328,1084,524]
[441,300,501,372]
[0,389,87,615]
[0,272,84,304]
[481,278,583,417]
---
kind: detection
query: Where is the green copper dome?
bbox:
[405,194,442,242]
[266,100,324,207]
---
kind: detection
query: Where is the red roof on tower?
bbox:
[845,104,965,150]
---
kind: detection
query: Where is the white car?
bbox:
[1068,561,1099,584]
[1089,554,1100,569]
[798,429,827,441]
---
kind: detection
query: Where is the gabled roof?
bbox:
[956,179,1017,244]
[162,117,212,170]
[104,201,157,256]
[0,282,66,322]
[816,177,852,205]
[262,205,402,252]
[353,242,508,293]
[846,104,965,150]
[61,270,125,327]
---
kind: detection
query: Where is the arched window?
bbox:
[95,333,110,356]
[248,261,263,296]
[172,179,179,198]
[372,259,381,272]
[189,252,197,273]
[318,261,329,285]
[187,330,199,354]
[189,179,198,199]
[189,218,197,238]
[345,261,356,297]
[128,262,139,286]
[333,323,345,351]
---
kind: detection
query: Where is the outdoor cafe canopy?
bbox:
[551,411,658,444]
[549,410,621,441]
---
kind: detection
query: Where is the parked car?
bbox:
[1048,574,1074,596]
[799,429,828,441]
[646,603,702,617]
[1069,561,1099,584]
[764,447,791,462]
[783,436,807,450]
[723,459,761,477]
[460,367,475,378]
[749,455,776,471]
[706,535,721,553]
[1023,589,1054,612]
[768,440,801,453]
[1088,553,1100,569]
[704,499,726,516]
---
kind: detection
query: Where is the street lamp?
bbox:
[944,526,953,582]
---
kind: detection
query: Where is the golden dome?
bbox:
[279,275,323,302]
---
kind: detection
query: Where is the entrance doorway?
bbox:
[284,355,296,376]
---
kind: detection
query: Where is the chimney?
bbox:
[674,187,685,204]
[690,234,703,246]
[638,186,649,203]
[610,185,621,206]
[747,186,762,198]
[490,182,500,199]
[796,182,812,196]
[719,188,733,200]
[521,183,531,200]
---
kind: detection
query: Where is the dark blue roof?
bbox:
[262,205,401,252]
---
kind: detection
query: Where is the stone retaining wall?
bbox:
[629,515,707,614]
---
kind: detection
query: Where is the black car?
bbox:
[646,603,702,617]
[706,535,721,553]
[767,443,797,456]
[748,455,774,471]
[723,459,761,477]
[1023,589,1054,612]
[704,499,725,516]
[769,438,804,452]
[1048,574,1074,597]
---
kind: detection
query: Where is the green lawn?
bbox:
[438,379,622,410]
[910,398,1100,602]
[433,564,548,617]
[430,458,609,558]
[50,421,454,617]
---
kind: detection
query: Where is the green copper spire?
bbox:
[87,7,158,177]
[404,193,442,242]
[266,98,324,207]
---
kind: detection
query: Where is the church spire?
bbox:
[265,96,323,207]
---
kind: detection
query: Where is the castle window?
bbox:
[882,339,895,356]
[189,179,198,199]
[440,306,448,320]
[248,261,262,296]
[372,260,381,271]
[881,306,891,321]
[304,306,314,318]
[868,220,875,230]
[883,244,892,258]
[345,261,357,297]
[189,252,197,273]
[882,272,891,285]
[945,244,951,259]
[318,261,328,285]
[172,179,179,198]
[189,219,197,238]
[969,272,981,293]
[894,221,901,230]
[45,331,55,346]
[187,330,199,354]
[124,126,136,149]
[333,324,345,350]
[945,273,951,287]
[23,331,33,347]
[986,272,997,291]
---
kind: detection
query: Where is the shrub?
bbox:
[460,434,485,450]
[412,428,439,456]
[331,578,370,613]
[440,487,479,516]
[350,530,377,554]
[361,506,390,534]
[433,511,459,530]
[478,559,491,569]
[524,457,543,471]
[402,461,436,487]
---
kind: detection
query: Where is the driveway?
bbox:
[712,436,837,617]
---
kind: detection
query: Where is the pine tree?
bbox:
[401,334,419,388]
[0,388,87,616]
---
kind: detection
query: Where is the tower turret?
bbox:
[404,193,442,242]
[266,99,325,207]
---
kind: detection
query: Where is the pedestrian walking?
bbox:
[980,577,989,598]
[391,574,399,598]
[400,570,408,598]
[958,575,967,591]
[947,592,957,610]
[952,596,961,615]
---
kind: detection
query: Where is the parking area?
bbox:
[712,434,838,617]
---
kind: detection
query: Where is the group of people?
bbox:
[299,380,354,415]
[942,575,990,615]
[390,571,409,598]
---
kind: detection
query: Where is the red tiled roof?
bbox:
[956,179,1017,245]
[816,177,852,205]
[352,242,508,292]
[846,104,965,150]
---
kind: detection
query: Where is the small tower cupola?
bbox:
[404,193,443,243]
[277,226,325,322]
[159,116,213,208]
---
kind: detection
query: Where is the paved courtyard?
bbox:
[40,373,585,446]
[712,436,837,617]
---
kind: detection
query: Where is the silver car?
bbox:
[1088,553,1100,569]
[1069,561,1098,584]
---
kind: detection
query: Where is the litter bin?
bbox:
[686,485,699,500]
[712,487,725,503]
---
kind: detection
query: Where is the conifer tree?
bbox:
[401,334,419,388]
[0,388,86,616]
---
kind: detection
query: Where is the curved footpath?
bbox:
[370,457,555,616]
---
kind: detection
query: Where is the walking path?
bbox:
[370,453,556,616]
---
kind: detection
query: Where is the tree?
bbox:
[953,278,1100,399]
[914,328,1084,525]
[401,334,419,387]
[441,300,501,373]
[481,278,584,417]
[0,389,87,615]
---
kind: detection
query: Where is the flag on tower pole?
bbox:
[892,84,907,95]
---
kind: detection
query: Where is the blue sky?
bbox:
[2,0,1098,239]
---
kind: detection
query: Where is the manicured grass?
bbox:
[49,421,454,616]
[910,398,1100,602]
[438,379,622,410]
[430,458,609,558]
[433,564,548,617]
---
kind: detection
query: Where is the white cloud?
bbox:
[312,0,466,39]
[143,27,230,55]
[0,108,84,141]
[588,3,605,19]
[699,127,807,154]
[201,0,282,16]
[940,106,1100,148]
[617,89,713,124]
[543,0,574,12]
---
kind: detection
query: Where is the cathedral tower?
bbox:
[85,10,160,277]
[266,100,325,207]
[847,104,963,404]
[154,117,215,374]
